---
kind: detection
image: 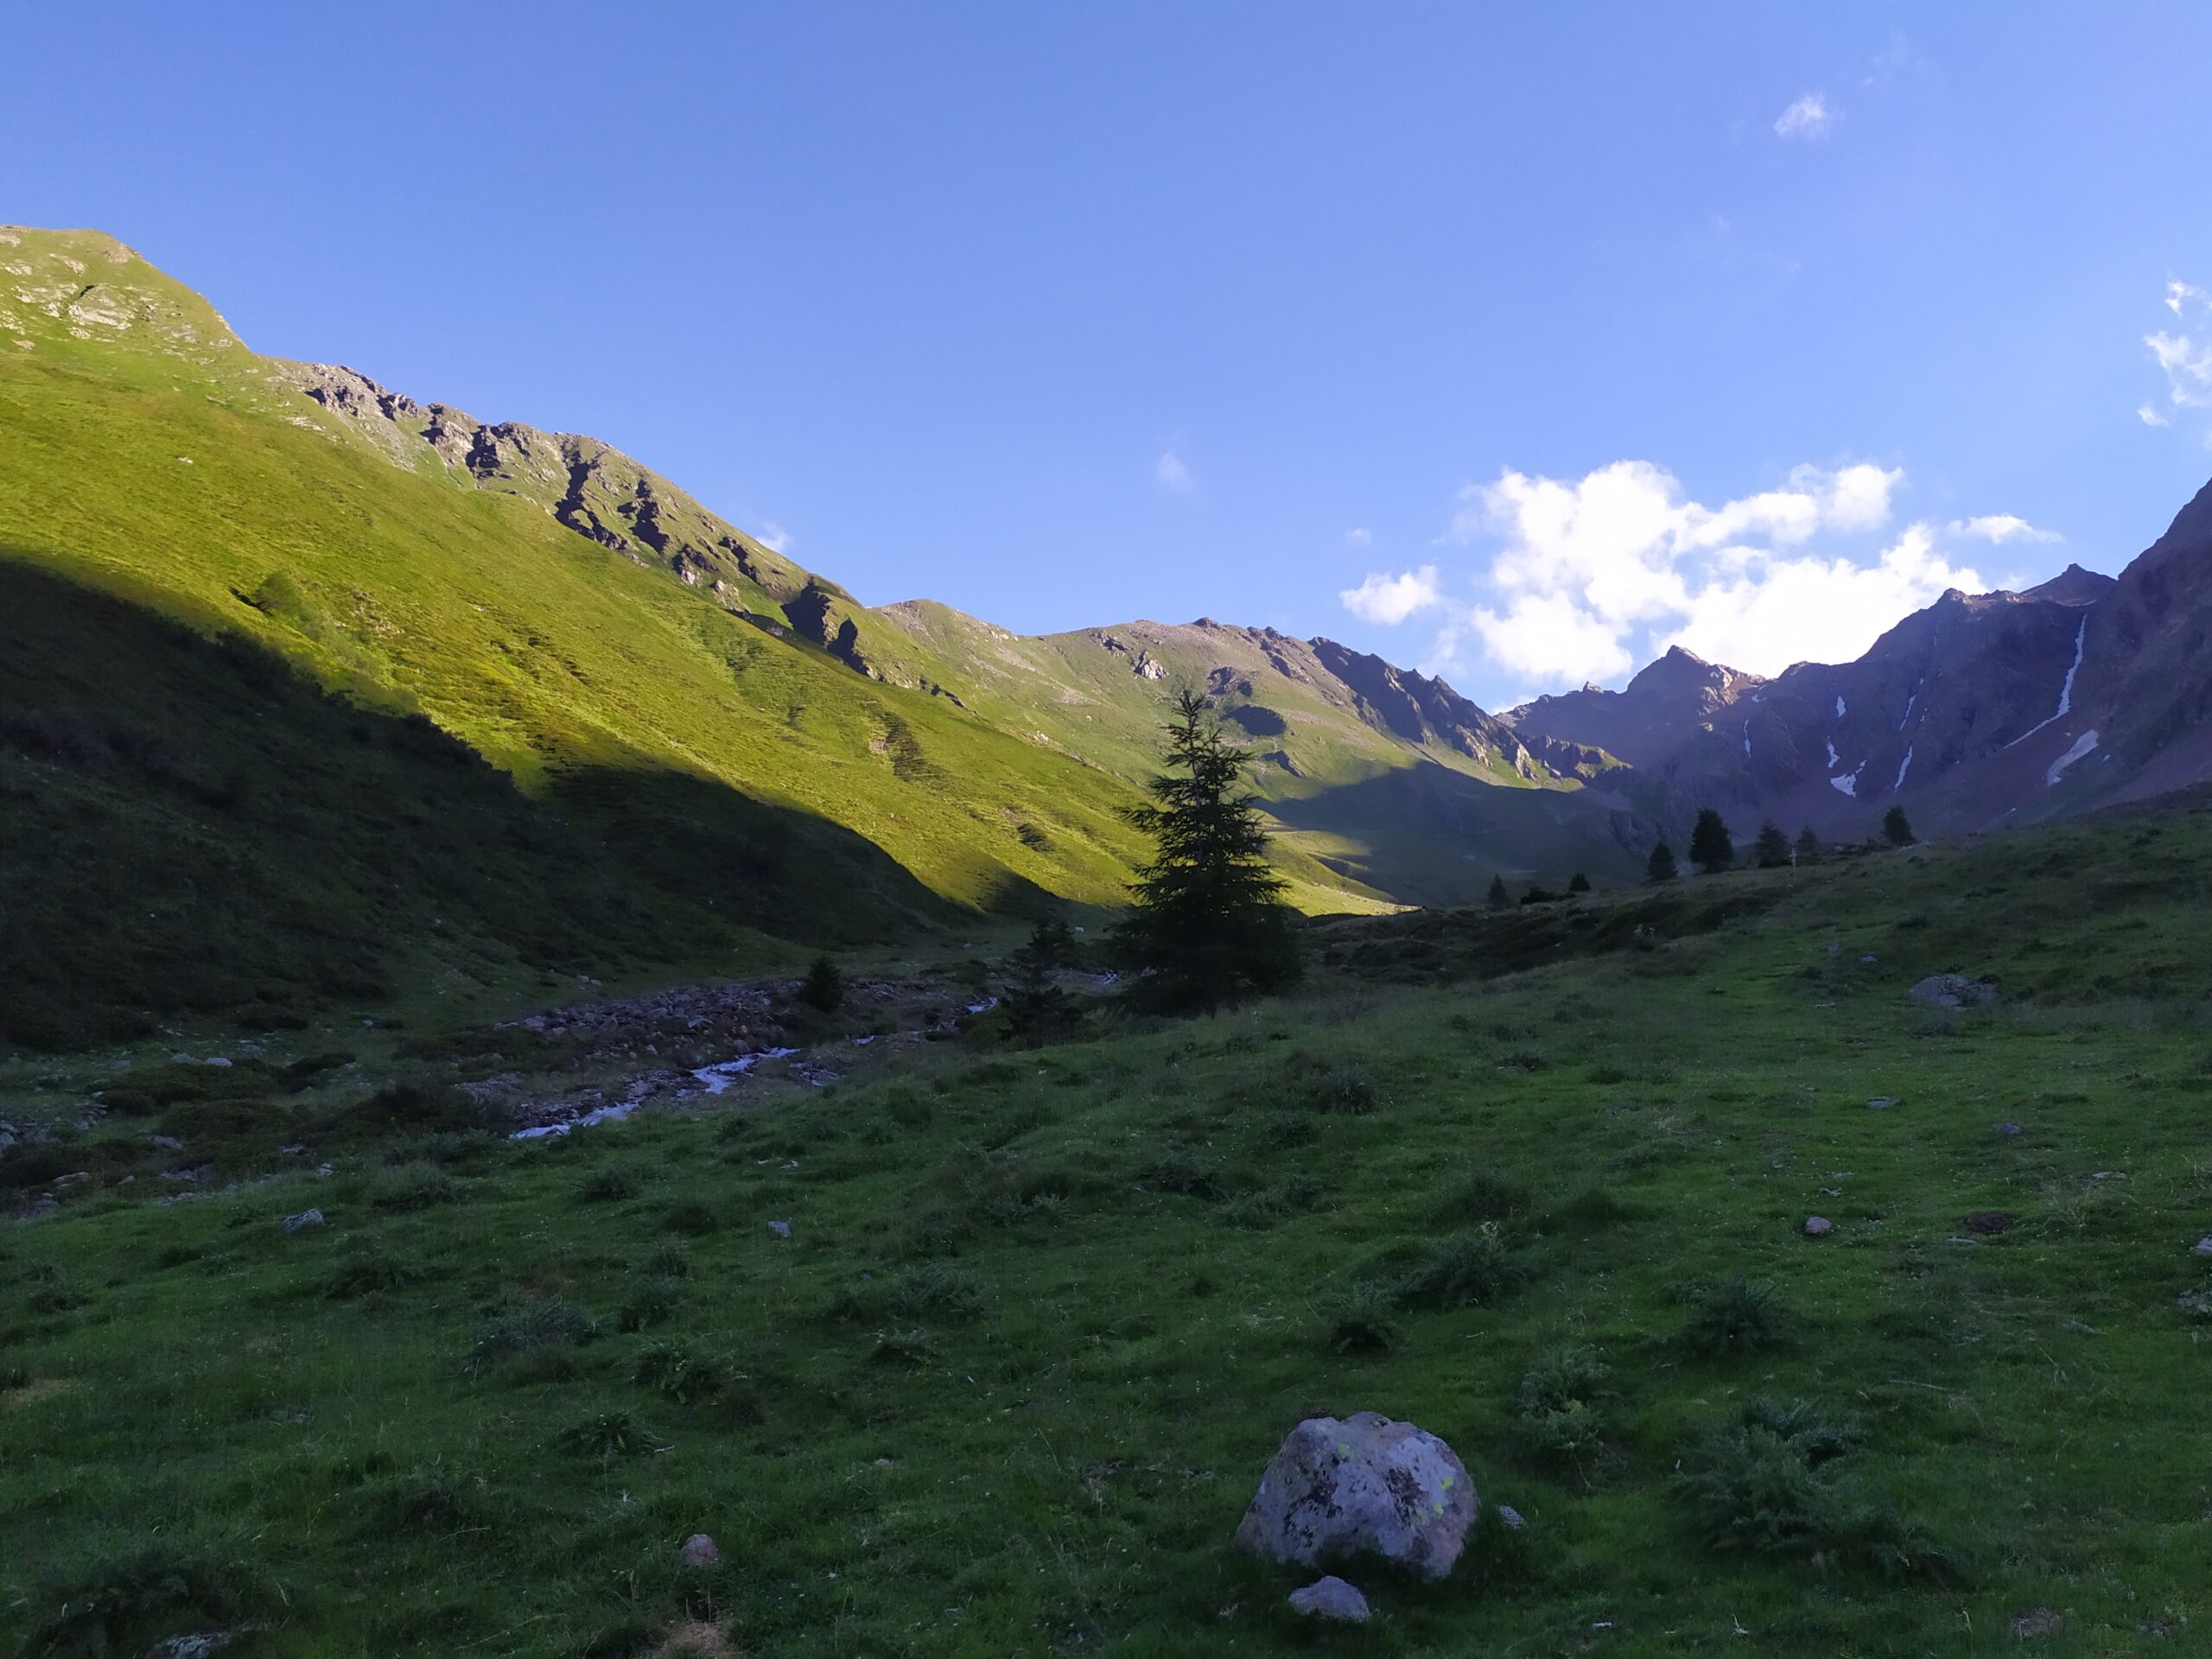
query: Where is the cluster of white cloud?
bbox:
[1336,460,2056,690]
[2142,281,2212,431]
[1774,92,1834,141]
[1154,450,1196,493]
[1340,565,1440,626]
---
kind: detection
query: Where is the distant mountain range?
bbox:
[3,221,2209,1039]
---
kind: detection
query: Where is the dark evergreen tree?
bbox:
[1003,917,1078,1046]
[1795,825,1820,863]
[1487,874,1510,911]
[1567,871,1592,893]
[1646,841,1679,883]
[1689,807,1735,874]
[1111,690,1299,1012]
[798,954,844,1014]
[1884,804,1916,847]
[1753,819,1790,868]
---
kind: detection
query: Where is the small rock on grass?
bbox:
[2011,1607,2062,1639]
[2193,1236,2212,1257]
[282,1209,326,1233]
[1803,1216,1834,1237]
[1997,1122,2024,1137]
[768,1220,791,1239]
[1287,1577,1370,1624]
[679,1533,720,1567]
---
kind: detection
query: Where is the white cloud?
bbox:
[1344,526,1373,546]
[2145,281,2212,426]
[1467,593,1634,684]
[756,521,791,553]
[1154,450,1195,493]
[1948,513,2059,544]
[1774,92,1834,141]
[1662,524,1984,671]
[1421,457,1997,690]
[1340,565,1441,626]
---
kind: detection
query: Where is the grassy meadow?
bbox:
[5,808,2210,1656]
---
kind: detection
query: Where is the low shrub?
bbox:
[885,1264,989,1320]
[659,1197,720,1236]
[22,1540,264,1659]
[615,1277,685,1333]
[1516,1344,1612,1474]
[1681,1274,1787,1357]
[1395,1226,1520,1311]
[326,1245,425,1300]
[462,1301,598,1374]
[556,1411,664,1458]
[1304,1065,1379,1114]
[1671,1397,1955,1579]
[577,1165,646,1203]
[1323,1286,1398,1356]
[370,1163,461,1212]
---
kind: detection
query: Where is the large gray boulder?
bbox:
[1905,974,1997,1009]
[1235,1413,1476,1580]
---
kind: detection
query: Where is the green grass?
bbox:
[5,809,2211,1654]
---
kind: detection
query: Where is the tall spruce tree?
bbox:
[1689,807,1734,874]
[1753,819,1791,868]
[1112,690,1299,1011]
[1884,804,1916,846]
[1487,874,1510,910]
[1646,841,1679,883]
[1795,825,1820,863]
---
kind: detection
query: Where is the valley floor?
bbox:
[4,812,2211,1656]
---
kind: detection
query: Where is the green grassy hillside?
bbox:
[0,229,1403,1047]
[4,805,2209,1655]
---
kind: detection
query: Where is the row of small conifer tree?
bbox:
[1643,804,1914,883]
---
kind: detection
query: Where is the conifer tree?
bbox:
[1884,804,1916,847]
[1754,819,1790,868]
[798,954,844,1014]
[1487,874,1510,911]
[1112,690,1299,1011]
[1689,807,1734,874]
[1646,841,1679,883]
[1795,825,1820,863]
[1567,871,1592,893]
[1003,917,1078,1045]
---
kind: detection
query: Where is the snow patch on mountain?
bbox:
[2046,729,2099,785]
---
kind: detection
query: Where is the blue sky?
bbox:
[12,3,2212,708]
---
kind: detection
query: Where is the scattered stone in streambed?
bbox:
[1287,1577,1370,1624]
[1236,1413,1474,1580]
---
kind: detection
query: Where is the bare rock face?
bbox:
[1235,1413,1476,1581]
